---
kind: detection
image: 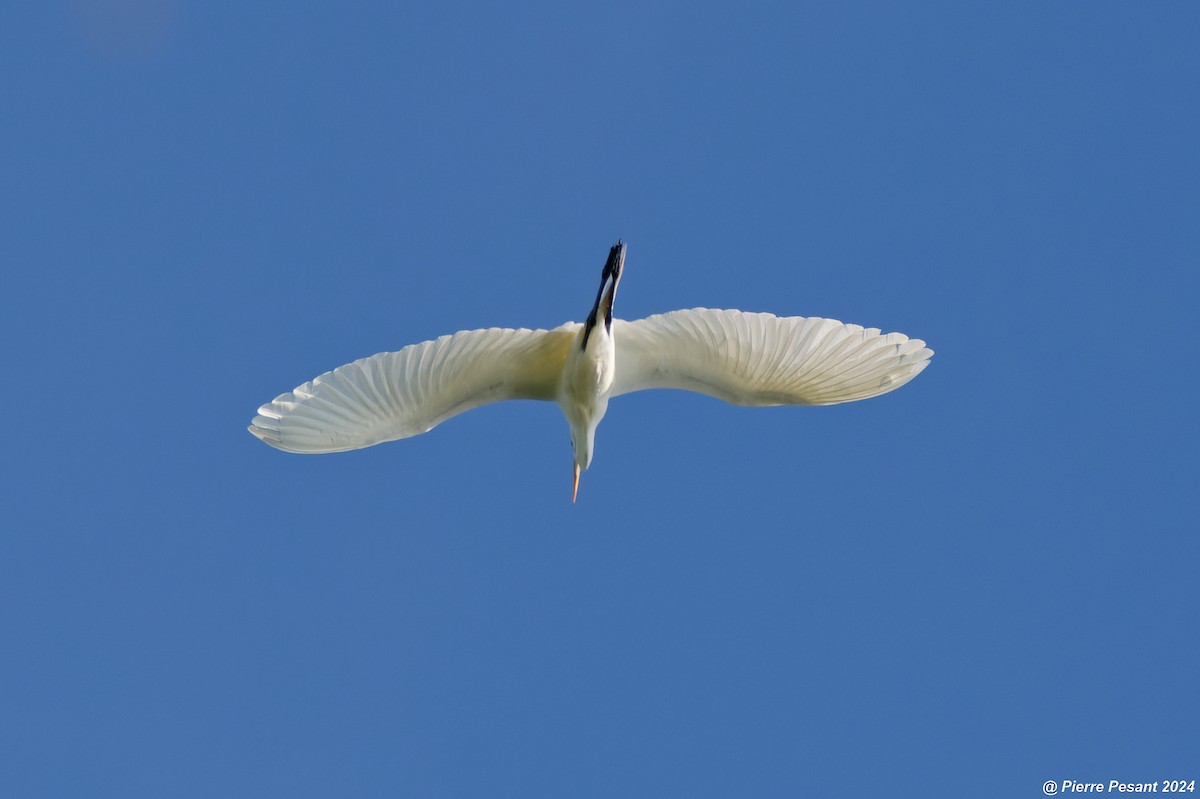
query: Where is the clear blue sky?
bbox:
[3,2,1197,796]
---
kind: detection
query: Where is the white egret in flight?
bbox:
[249,242,933,501]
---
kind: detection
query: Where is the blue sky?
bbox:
[3,2,1197,796]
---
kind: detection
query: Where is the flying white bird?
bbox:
[249,242,933,501]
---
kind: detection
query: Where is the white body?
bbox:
[558,323,615,472]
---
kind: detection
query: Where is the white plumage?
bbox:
[249,243,932,499]
[250,326,577,454]
[611,309,931,405]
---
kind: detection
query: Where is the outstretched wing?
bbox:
[612,309,932,406]
[249,325,578,453]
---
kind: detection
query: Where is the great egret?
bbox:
[249,242,933,501]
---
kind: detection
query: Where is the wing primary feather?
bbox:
[612,308,932,407]
[249,325,578,454]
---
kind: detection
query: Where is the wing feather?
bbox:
[249,325,578,453]
[612,309,932,406]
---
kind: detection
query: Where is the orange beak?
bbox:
[572,463,581,503]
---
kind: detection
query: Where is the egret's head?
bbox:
[569,422,597,503]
